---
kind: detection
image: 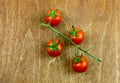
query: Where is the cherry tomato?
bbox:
[46,8,62,26]
[46,39,63,57]
[68,26,85,44]
[72,55,88,73]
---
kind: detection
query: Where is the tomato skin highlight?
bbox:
[72,56,88,73]
[46,9,62,26]
[68,28,85,45]
[46,39,63,57]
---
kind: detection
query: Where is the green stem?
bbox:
[72,25,75,30]
[40,23,101,62]
[86,45,96,51]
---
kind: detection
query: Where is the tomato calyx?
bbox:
[69,25,81,37]
[72,54,83,64]
[47,9,60,18]
[47,40,60,52]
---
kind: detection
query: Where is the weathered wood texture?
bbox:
[0,0,120,83]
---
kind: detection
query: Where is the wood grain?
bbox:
[0,0,120,83]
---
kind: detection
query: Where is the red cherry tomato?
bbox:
[72,55,88,73]
[68,26,85,44]
[46,8,62,26]
[46,39,63,57]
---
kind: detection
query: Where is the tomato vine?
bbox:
[40,23,101,62]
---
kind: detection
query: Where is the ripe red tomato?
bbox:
[68,26,85,44]
[46,39,63,57]
[46,8,62,26]
[72,55,88,73]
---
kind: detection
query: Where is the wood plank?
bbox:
[0,0,119,83]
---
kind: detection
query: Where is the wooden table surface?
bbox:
[0,0,120,83]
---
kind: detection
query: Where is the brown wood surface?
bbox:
[0,0,120,83]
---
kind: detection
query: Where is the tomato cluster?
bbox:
[45,8,88,73]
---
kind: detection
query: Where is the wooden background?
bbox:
[0,0,120,83]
